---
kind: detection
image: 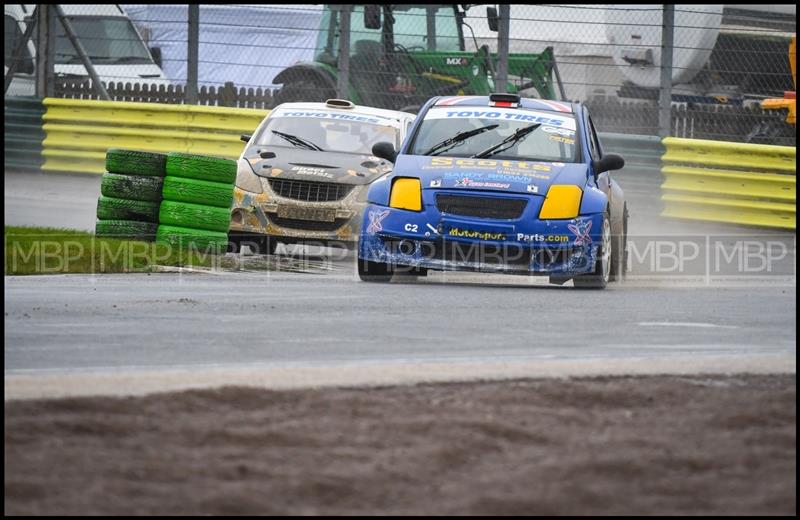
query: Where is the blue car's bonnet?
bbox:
[393,155,590,195]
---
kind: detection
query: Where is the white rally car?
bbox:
[230,99,416,254]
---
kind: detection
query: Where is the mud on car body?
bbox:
[358,94,629,288]
[230,99,416,253]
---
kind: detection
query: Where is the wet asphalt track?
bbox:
[3,269,796,373]
[4,170,796,376]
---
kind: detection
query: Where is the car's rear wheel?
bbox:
[358,258,393,282]
[573,211,612,289]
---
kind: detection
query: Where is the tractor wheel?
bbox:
[274,77,335,104]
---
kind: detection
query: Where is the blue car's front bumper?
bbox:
[358,193,603,276]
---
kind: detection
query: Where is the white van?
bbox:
[4,4,170,97]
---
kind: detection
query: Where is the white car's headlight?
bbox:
[236,158,263,194]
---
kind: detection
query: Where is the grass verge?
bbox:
[4,226,219,275]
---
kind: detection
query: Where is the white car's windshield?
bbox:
[410,107,578,162]
[254,109,400,154]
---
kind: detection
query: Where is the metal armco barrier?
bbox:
[4,96,45,172]
[661,137,796,230]
[599,132,663,174]
[41,98,269,174]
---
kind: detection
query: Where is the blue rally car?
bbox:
[358,94,629,288]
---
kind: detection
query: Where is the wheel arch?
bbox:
[579,184,608,215]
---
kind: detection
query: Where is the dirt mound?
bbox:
[5,374,795,515]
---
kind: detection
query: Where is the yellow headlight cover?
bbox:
[539,185,583,219]
[389,178,422,211]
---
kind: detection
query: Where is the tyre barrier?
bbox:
[94,220,159,241]
[165,152,237,184]
[105,149,167,177]
[96,196,160,222]
[95,149,236,252]
[161,176,234,209]
[100,173,164,202]
[156,154,237,252]
[155,225,229,253]
[95,149,166,241]
[660,137,796,230]
[159,200,232,233]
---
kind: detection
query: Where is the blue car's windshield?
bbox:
[410,106,578,163]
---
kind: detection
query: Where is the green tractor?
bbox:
[272,5,564,112]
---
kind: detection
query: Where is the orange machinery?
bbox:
[761,36,796,125]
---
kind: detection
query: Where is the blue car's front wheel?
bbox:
[358,258,393,283]
[573,210,612,289]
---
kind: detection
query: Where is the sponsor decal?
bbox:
[429,178,442,188]
[454,177,510,189]
[367,210,390,234]
[424,157,551,178]
[442,171,549,184]
[443,111,566,127]
[447,227,506,241]
[527,184,539,194]
[445,57,468,66]
[568,219,593,246]
[516,233,570,243]
[273,111,383,124]
[270,168,284,177]
[290,166,333,178]
[423,107,576,130]
[540,126,575,137]
[548,134,576,145]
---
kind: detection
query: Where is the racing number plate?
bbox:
[277,205,336,222]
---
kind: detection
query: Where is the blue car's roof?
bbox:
[434,95,574,114]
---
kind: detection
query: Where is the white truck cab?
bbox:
[4,4,170,97]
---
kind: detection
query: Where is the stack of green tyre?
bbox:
[155,152,237,253]
[95,149,167,241]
